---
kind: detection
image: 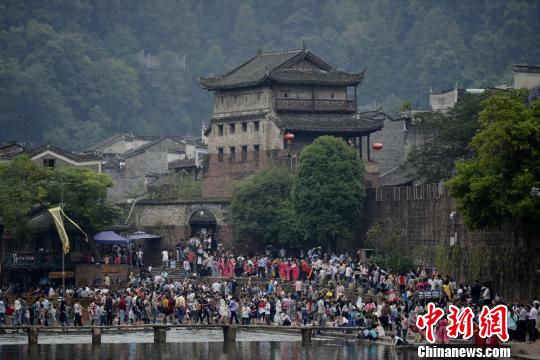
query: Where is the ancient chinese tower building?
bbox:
[199,48,385,198]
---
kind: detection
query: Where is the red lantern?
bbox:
[283,132,295,142]
[372,142,383,151]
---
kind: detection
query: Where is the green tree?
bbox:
[408,93,487,182]
[46,166,122,234]
[0,156,50,239]
[446,90,540,230]
[229,167,298,248]
[293,136,365,249]
[366,222,415,274]
[0,156,121,239]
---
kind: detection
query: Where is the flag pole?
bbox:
[61,174,65,297]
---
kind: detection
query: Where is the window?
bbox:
[331,93,335,99]
[234,95,237,102]
[241,146,248,161]
[242,122,247,132]
[254,144,260,160]
[220,96,224,104]
[218,124,223,136]
[253,121,260,132]
[244,95,248,102]
[218,148,224,162]
[229,123,235,135]
[257,92,261,100]
[229,147,236,162]
[43,159,55,168]
[284,93,288,98]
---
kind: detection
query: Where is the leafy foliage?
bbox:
[1,1,539,149]
[147,173,202,200]
[0,156,50,238]
[408,93,487,182]
[446,90,540,230]
[293,136,365,248]
[0,156,121,238]
[229,167,298,248]
[366,222,415,274]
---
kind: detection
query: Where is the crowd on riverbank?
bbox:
[0,243,538,345]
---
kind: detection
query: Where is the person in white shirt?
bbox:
[74,301,83,326]
[391,334,405,347]
[212,281,221,293]
[14,298,22,325]
[162,250,169,268]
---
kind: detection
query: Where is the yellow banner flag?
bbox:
[48,206,88,255]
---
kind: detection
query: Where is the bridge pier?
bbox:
[154,327,167,343]
[222,326,236,343]
[28,327,38,345]
[92,327,102,344]
[300,328,312,346]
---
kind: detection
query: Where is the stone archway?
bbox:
[188,208,217,239]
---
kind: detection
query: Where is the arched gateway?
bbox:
[188,208,217,238]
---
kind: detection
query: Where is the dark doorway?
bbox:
[189,209,217,239]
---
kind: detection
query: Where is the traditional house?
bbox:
[26,144,103,172]
[199,48,385,197]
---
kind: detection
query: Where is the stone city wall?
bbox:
[366,183,540,301]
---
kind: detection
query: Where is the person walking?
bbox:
[0,298,6,325]
[14,297,22,326]
[59,297,67,326]
[228,298,239,324]
[73,301,83,326]
[517,305,529,342]
[162,249,169,269]
[136,246,144,268]
[528,302,538,342]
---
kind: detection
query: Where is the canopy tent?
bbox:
[127,231,161,241]
[93,231,129,244]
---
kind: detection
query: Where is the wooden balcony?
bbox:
[275,98,356,112]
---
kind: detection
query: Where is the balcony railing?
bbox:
[275,98,356,112]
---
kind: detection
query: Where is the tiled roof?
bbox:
[121,137,185,159]
[200,49,304,90]
[198,49,360,90]
[277,109,386,134]
[168,158,197,169]
[513,64,540,74]
[26,144,102,162]
[86,133,126,151]
[379,163,418,187]
[269,69,364,86]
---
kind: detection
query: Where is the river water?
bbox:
[0,329,419,360]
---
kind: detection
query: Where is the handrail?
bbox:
[275,98,356,111]
[3,324,366,331]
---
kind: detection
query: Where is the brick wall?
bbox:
[366,184,540,301]
[132,199,230,255]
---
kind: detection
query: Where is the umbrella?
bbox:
[93,231,129,244]
[127,231,161,241]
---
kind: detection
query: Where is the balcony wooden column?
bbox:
[367,134,371,161]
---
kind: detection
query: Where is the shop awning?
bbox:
[93,231,129,244]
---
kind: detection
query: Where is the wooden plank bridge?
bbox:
[2,324,365,345]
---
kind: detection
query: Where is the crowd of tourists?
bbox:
[0,241,538,345]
